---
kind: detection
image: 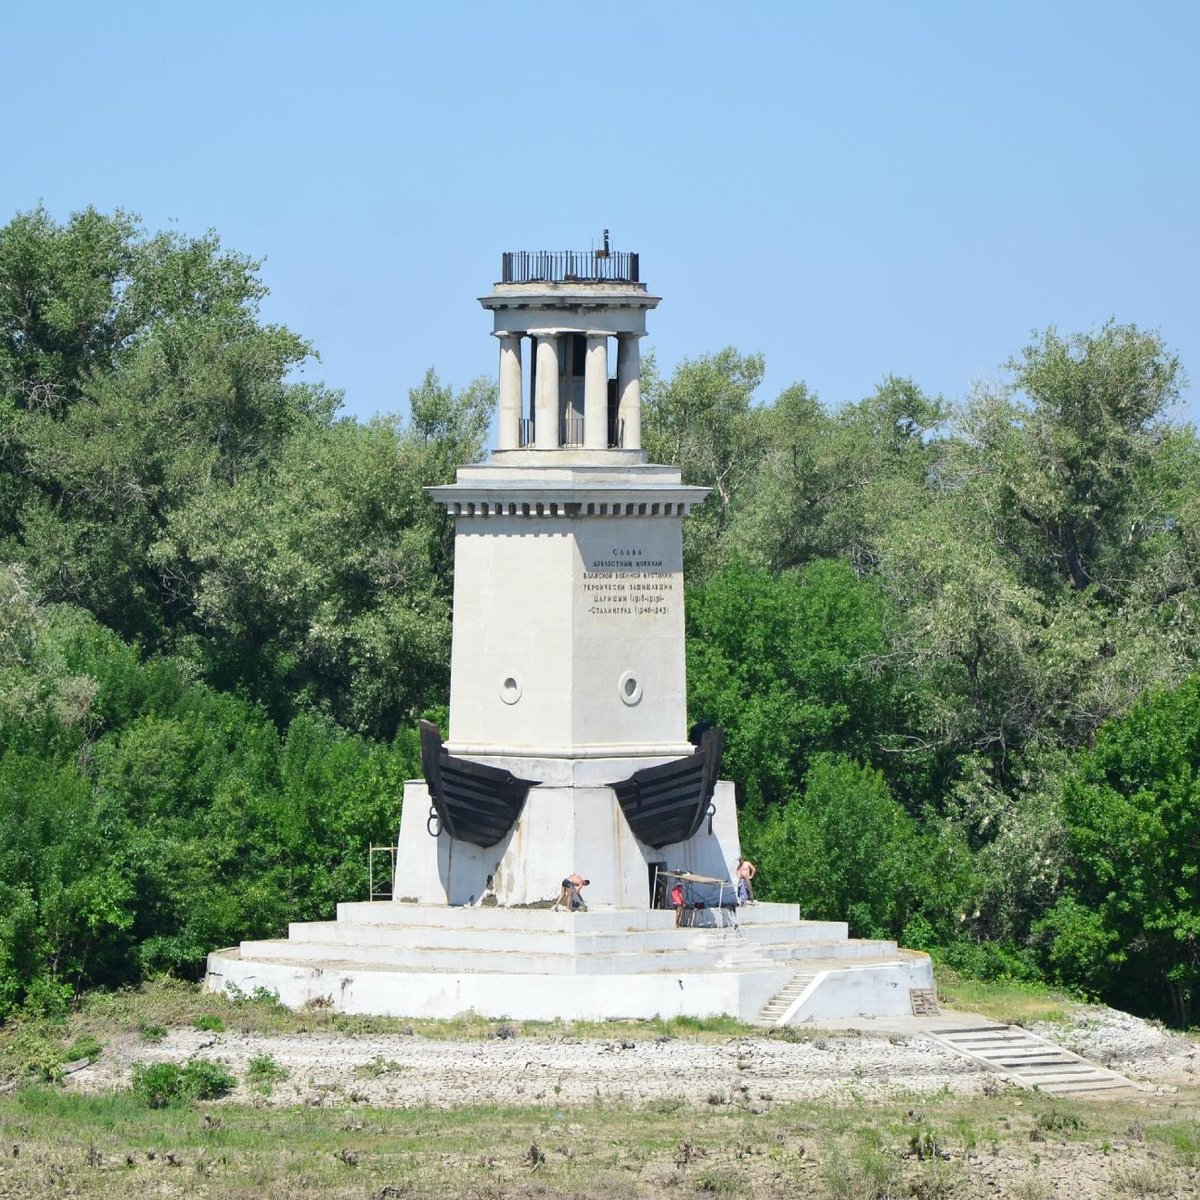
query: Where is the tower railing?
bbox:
[561,415,585,447]
[512,416,626,449]
[501,250,639,285]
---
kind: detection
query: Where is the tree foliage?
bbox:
[686,559,895,811]
[0,587,415,1020]
[1037,674,1200,1026]
[749,755,973,942]
[1,202,1197,1026]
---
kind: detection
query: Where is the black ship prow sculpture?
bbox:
[609,726,725,850]
[419,721,540,848]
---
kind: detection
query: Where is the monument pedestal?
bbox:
[206,902,933,1024]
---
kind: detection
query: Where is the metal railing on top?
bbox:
[501,249,639,284]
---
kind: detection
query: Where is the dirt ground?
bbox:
[22,1003,1194,1199]
[67,1001,1199,1109]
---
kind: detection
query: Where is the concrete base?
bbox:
[206,901,934,1024]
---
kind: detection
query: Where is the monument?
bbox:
[207,240,934,1023]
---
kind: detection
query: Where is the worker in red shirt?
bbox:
[670,880,685,926]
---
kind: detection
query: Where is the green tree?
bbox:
[739,376,946,574]
[967,322,1190,600]
[748,755,972,941]
[0,205,336,644]
[642,348,769,579]
[163,371,492,737]
[867,326,1200,771]
[1037,673,1200,1026]
[0,579,418,1015]
[686,559,896,812]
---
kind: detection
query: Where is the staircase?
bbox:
[208,902,933,1023]
[926,1025,1138,1096]
[757,971,817,1024]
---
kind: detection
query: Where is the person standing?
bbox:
[670,879,686,927]
[736,857,756,905]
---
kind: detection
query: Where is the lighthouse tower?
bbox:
[395,240,738,907]
[207,242,935,1025]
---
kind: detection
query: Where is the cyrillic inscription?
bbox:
[583,547,677,618]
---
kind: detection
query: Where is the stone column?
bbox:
[534,334,561,449]
[616,334,642,451]
[583,334,609,450]
[497,334,523,450]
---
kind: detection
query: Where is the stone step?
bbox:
[289,920,728,955]
[926,1025,1138,1097]
[333,900,835,935]
[237,938,762,975]
[287,918,869,957]
[239,930,902,975]
[1035,1077,1132,1094]
[757,971,818,1023]
[208,944,930,1023]
[746,937,898,962]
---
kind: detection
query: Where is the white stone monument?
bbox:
[207,240,934,1023]
[395,243,736,909]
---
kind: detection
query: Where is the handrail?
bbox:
[368,845,395,901]
[501,249,639,284]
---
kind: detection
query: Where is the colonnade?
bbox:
[495,331,643,451]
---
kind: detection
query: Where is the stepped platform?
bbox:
[207,902,933,1023]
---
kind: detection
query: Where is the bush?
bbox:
[192,1014,225,1033]
[129,1058,236,1107]
[0,591,415,1015]
[182,1058,237,1099]
[246,1052,289,1094]
[934,938,1042,983]
[749,754,972,940]
[129,1062,186,1107]
[63,1035,103,1063]
[8,1028,64,1082]
[1037,673,1200,1026]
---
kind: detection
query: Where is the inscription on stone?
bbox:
[582,547,677,618]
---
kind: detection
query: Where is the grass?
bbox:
[0,977,863,1094]
[1,1085,1193,1199]
[933,964,1079,1026]
[245,1052,290,1095]
[1146,1119,1200,1166]
[0,975,1194,1197]
[2,976,842,1073]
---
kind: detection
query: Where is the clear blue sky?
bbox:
[5,1,1198,424]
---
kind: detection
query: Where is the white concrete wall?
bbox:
[570,519,688,752]
[207,952,791,1022]
[787,958,936,1023]
[446,513,690,760]
[447,522,576,754]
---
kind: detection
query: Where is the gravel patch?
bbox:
[63,1003,1199,1108]
[1033,1002,1200,1088]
